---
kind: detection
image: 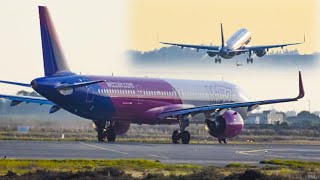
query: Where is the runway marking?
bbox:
[236,149,269,156]
[147,154,171,160]
[80,142,128,155]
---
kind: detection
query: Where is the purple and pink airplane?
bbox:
[0,6,304,144]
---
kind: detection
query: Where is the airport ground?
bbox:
[1,141,320,179]
[1,124,320,179]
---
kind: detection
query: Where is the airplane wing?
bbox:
[245,36,305,51]
[159,71,304,119]
[246,42,304,51]
[160,42,220,51]
[0,94,55,106]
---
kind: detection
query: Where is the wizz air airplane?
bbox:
[160,24,304,63]
[0,6,305,144]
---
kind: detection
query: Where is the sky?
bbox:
[0,0,319,112]
[129,0,318,54]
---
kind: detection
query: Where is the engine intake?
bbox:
[254,49,266,57]
[207,51,217,57]
[205,110,244,139]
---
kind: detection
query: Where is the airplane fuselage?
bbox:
[219,29,251,59]
[32,75,249,124]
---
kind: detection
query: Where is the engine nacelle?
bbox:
[254,49,267,57]
[113,121,131,135]
[205,110,244,139]
[207,51,217,57]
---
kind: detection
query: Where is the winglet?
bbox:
[296,71,304,99]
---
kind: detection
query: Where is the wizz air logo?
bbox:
[106,82,135,89]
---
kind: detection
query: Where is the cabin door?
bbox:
[136,85,143,105]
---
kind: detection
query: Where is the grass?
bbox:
[225,163,257,168]
[261,159,320,168]
[0,159,201,176]
[2,159,320,179]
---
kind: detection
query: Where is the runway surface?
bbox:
[1,141,320,166]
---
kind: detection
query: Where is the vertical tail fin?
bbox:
[220,23,224,49]
[39,6,73,77]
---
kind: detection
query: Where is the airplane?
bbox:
[0,6,304,144]
[160,24,304,64]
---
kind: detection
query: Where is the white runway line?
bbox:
[147,154,171,160]
[80,142,128,155]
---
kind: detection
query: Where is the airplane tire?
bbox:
[181,131,191,144]
[223,139,228,144]
[172,130,180,144]
[218,138,223,144]
[97,130,106,142]
[106,129,116,142]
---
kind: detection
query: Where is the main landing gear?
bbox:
[247,51,253,64]
[218,138,228,144]
[93,121,116,142]
[172,115,191,144]
[215,56,222,63]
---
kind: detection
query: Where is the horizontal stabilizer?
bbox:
[0,80,30,87]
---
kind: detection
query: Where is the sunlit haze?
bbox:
[0,0,319,113]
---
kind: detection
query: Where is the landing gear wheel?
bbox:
[247,58,253,64]
[94,121,107,142]
[97,130,106,142]
[172,130,180,144]
[223,139,228,144]
[218,138,228,144]
[215,58,221,63]
[106,129,116,142]
[181,131,191,144]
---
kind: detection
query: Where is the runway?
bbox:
[1,141,320,166]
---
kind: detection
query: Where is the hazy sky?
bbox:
[129,0,318,54]
[0,0,319,112]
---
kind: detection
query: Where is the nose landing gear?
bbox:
[215,56,222,63]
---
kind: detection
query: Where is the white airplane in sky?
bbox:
[160,24,304,63]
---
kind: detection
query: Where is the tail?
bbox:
[220,23,225,49]
[39,6,73,77]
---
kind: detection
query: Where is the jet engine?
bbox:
[254,49,267,57]
[204,110,244,139]
[207,51,218,57]
[113,121,131,135]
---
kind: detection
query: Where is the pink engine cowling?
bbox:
[113,121,131,135]
[205,110,244,139]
